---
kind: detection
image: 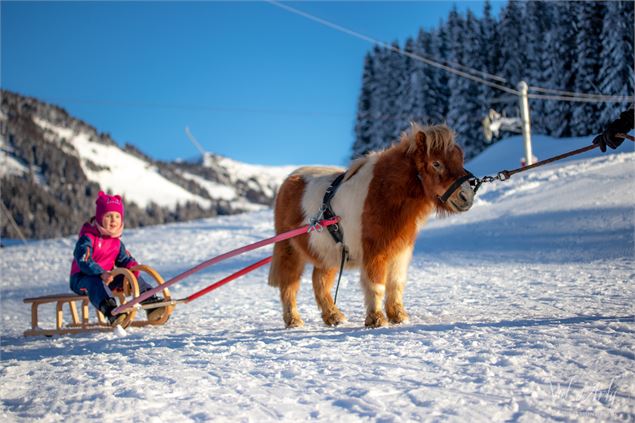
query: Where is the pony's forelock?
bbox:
[403,122,456,156]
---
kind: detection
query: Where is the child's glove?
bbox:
[593,108,634,152]
[100,271,114,284]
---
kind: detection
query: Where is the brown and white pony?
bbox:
[268,123,474,328]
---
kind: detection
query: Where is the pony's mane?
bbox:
[402,122,456,156]
[344,155,369,181]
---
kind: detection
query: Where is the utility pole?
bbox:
[518,81,534,166]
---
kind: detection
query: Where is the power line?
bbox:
[528,93,633,103]
[265,0,521,96]
[527,86,633,102]
[267,0,632,104]
[40,96,352,118]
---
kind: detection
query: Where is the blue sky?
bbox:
[2,1,502,166]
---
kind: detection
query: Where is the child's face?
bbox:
[101,212,122,231]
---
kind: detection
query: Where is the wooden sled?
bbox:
[23,265,175,337]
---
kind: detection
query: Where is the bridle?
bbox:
[437,169,481,203]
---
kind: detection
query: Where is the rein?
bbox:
[443,133,635,200]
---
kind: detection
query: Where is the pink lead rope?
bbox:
[112,217,341,315]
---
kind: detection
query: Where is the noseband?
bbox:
[437,169,480,203]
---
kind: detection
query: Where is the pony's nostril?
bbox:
[459,192,468,202]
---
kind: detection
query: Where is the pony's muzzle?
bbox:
[450,182,474,212]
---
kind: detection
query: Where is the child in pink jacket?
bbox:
[70,192,165,327]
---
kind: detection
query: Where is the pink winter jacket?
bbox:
[70,219,139,277]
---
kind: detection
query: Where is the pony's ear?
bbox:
[402,129,426,154]
[415,131,426,146]
[407,130,427,156]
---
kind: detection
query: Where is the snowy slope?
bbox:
[33,117,211,209]
[1,135,633,422]
[31,117,294,210]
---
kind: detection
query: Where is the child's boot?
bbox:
[141,296,168,322]
[99,297,130,328]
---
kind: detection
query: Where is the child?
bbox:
[70,191,166,328]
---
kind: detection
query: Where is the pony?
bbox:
[268,123,475,328]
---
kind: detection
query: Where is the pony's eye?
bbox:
[432,161,444,171]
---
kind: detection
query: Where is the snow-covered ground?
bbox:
[1,135,633,422]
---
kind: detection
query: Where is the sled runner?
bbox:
[23,265,174,337]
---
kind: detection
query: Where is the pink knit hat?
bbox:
[95,191,124,224]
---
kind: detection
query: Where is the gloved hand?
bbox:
[593,108,634,152]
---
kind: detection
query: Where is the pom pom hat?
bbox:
[95,191,124,224]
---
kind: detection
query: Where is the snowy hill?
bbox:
[0,90,296,239]
[0,134,633,421]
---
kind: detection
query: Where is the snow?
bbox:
[33,117,213,209]
[0,137,44,184]
[1,134,634,421]
[213,155,297,198]
[179,171,238,201]
[0,145,28,179]
[30,118,297,211]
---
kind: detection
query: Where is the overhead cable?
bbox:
[528,85,633,102]
[266,0,520,96]
[527,93,633,103]
[267,0,632,103]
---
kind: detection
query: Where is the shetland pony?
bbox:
[268,123,474,328]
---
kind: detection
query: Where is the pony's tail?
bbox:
[268,241,286,287]
[268,239,303,288]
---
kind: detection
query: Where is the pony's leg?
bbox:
[361,258,388,328]
[312,267,346,327]
[270,240,306,328]
[385,247,413,324]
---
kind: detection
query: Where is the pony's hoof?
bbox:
[388,309,410,325]
[365,311,388,328]
[284,315,305,328]
[322,309,347,327]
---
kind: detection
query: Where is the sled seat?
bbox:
[23,266,173,337]
[23,293,111,337]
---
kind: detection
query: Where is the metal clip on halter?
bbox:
[497,171,510,181]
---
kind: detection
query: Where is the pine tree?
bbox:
[353,53,375,158]
[445,7,469,147]
[350,0,633,161]
[524,0,551,134]
[598,0,634,126]
[542,1,578,136]
[368,46,389,151]
[426,25,450,124]
[497,0,526,117]
[481,1,500,84]
[461,10,489,157]
[401,36,426,125]
[571,1,605,135]
[381,41,405,143]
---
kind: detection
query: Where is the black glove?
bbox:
[593,108,634,152]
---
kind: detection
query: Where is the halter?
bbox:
[437,169,481,203]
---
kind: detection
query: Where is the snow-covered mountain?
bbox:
[0,132,632,421]
[0,90,296,239]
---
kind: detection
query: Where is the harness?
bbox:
[310,172,349,304]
